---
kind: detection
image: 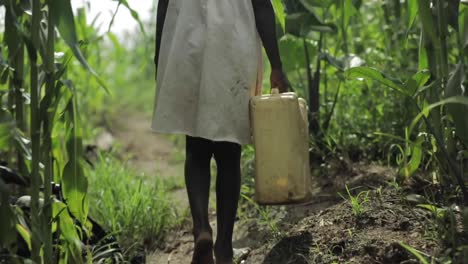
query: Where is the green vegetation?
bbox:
[0,0,107,262]
[240,193,281,237]
[399,242,432,264]
[339,186,370,218]
[87,154,177,250]
[1,0,467,263]
[0,0,161,262]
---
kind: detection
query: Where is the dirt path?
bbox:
[145,197,339,264]
[102,112,188,207]
[145,164,443,264]
[101,114,442,264]
[103,112,218,263]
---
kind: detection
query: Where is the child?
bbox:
[153,1,287,263]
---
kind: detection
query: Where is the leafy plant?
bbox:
[418,202,467,260]
[344,1,468,204]
[339,185,369,218]
[240,193,281,237]
[399,242,432,264]
[0,0,147,262]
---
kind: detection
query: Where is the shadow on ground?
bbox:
[262,232,313,264]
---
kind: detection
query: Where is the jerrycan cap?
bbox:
[271,88,280,96]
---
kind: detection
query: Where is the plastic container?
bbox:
[250,88,312,205]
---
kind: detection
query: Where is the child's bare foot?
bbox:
[191,232,214,264]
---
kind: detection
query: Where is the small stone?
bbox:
[234,247,251,262]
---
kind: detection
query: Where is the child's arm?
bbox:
[251,0,288,92]
[251,0,282,70]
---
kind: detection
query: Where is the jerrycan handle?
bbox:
[271,88,280,96]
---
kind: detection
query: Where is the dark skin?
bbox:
[155,0,288,93]
[155,1,287,263]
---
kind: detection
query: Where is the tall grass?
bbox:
[87,154,177,250]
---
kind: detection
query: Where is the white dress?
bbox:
[152,0,263,145]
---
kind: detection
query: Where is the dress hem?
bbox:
[150,126,252,146]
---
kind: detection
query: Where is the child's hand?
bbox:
[270,69,289,93]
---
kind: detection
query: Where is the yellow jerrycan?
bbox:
[250,88,312,205]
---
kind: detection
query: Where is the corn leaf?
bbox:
[286,12,337,37]
[407,0,418,30]
[418,38,429,70]
[272,0,286,30]
[343,0,358,29]
[16,224,32,251]
[4,3,21,57]
[112,0,146,36]
[406,136,423,177]
[405,70,430,95]
[417,204,446,218]
[417,0,438,45]
[462,7,468,49]
[279,36,315,72]
[50,0,108,92]
[52,200,83,262]
[345,67,408,96]
[62,100,88,224]
[410,96,468,134]
[62,144,88,224]
[0,110,14,151]
[399,242,430,264]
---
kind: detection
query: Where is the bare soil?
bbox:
[148,164,444,264]
[100,112,188,206]
[244,188,438,264]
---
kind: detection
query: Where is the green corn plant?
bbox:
[346,69,468,203]
[339,185,369,218]
[28,0,42,260]
[399,242,432,264]
[279,0,409,154]
[275,0,345,135]
[344,1,468,204]
[1,0,111,262]
[413,0,468,203]
[378,128,424,183]
[41,0,57,260]
[275,0,440,159]
[1,0,148,261]
[418,203,465,258]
